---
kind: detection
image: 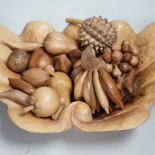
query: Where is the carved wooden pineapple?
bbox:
[79,16,117,54]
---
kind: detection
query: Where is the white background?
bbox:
[0,0,155,155]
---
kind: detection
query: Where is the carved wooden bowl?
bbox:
[0,20,155,133]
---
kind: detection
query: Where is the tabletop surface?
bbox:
[0,0,155,155]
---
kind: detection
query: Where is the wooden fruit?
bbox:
[44,32,78,55]
[0,19,154,133]
[20,21,55,44]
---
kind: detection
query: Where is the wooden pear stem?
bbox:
[52,104,65,120]
[45,65,55,76]
[66,18,83,24]
[24,105,34,113]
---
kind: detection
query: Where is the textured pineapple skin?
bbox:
[80,16,117,54]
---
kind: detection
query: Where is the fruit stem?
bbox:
[52,104,65,120]
[24,105,34,113]
[66,18,83,24]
